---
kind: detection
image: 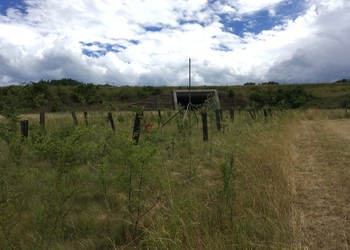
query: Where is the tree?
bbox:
[72,84,99,105]
[49,78,83,86]
[244,82,256,86]
[248,86,311,108]
[261,81,279,85]
[228,89,235,98]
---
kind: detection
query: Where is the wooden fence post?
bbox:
[132,111,143,144]
[268,108,272,117]
[84,111,88,125]
[39,112,45,127]
[263,109,268,118]
[20,120,29,138]
[248,109,256,120]
[201,112,208,141]
[215,110,221,131]
[157,110,162,128]
[229,107,235,123]
[107,112,115,132]
[71,111,78,125]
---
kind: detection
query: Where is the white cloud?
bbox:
[266,0,350,82]
[0,0,349,85]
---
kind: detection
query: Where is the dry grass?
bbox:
[1,109,329,249]
[291,111,350,250]
[301,108,348,120]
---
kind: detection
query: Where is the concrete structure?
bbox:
[172,89,220,110]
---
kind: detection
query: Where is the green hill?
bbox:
[1,79,350,113]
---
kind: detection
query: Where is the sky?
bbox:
[0,0,349,86]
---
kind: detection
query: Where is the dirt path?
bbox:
[293,119,350,249]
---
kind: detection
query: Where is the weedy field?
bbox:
[0,108,348,249]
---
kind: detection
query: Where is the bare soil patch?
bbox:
[293,119,350,249]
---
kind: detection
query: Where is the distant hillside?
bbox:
[1,78,350,113]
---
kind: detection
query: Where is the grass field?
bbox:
[0,108,349,249]
[292,112,350,249]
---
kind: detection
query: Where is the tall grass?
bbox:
[300,108,349,120]
[0,109,301,249]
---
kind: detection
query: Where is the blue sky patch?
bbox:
[179,19,205,26]
[214,43,231,52]
[220,12,277,37]
[129,40,140,45]
[144,26,163,32]
[275,0,306,20]
[0,0,27,15]
[80,42,127,58]
[221,0,307,37]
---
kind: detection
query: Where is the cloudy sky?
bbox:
[0,0,349,86]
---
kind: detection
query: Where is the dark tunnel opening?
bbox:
[177,94,210,107]
[173,90,219,110]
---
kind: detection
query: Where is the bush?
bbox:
[118,87,135,101]
[249,86,311,108]
[71,84,99,105]
[228,89,235,97]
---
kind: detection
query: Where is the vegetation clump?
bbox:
[0,107,303,248]
[249,86,312,108]
[1,78,350,112]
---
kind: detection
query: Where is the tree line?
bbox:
[1,78,350,113]
[0,79,163,113]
